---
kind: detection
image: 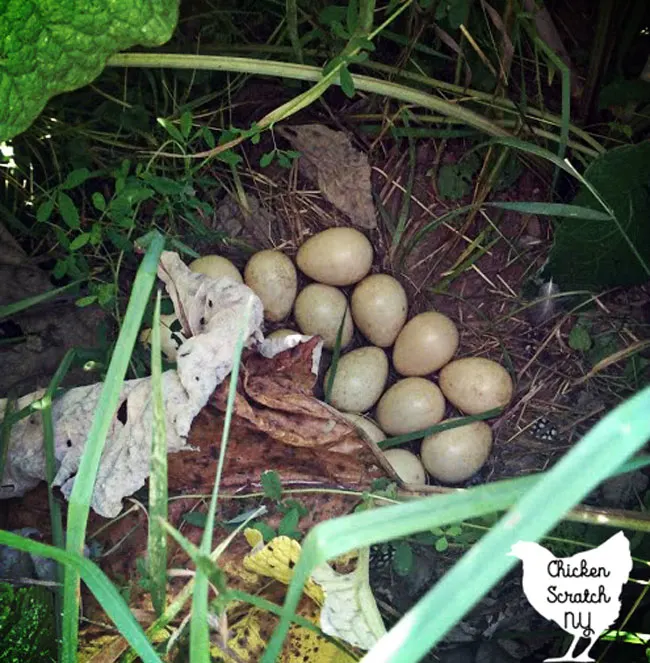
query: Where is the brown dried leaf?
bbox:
[278,124,377,229]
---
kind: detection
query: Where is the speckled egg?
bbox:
[294,284,354,350]
[296,227,373,286]
[325,346,388,413]
[351,274,408,347]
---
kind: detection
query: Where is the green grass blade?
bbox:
[0,280,84,321]
[324,309,349,404]
[190,296,254,663]
[61,232,165,662]
[364,384,650,662]
[379,409,503,449]
[148,291,168,616]
[484,201,613,220]
[262,383,650,661]
[0,530,164,663]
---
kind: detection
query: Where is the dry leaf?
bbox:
[278,125,377,229]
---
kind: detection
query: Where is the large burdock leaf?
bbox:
[547,142,650,290]
[278,125,377,229]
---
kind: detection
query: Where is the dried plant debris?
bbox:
[278,124,377,229]
[0,251,265,517]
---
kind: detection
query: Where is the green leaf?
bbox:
[92,192,106,211]
[182,512,208,528]
[278,508,301,539]
[346,0,359,34]
[36,199,54,223]
[61,168,91,190]
[217,150,242,166]
[437,164,472,200]
[434,536,449,552]
[322,56,345,77]
[251,522,276,542]
[76,295,97,307]
[568,324,592,352]
[260,151,275,168]
[547,142,650,290]
[69,233,91,251]
[180,111,192,139]
[201,126,215,149]
[392,541,413,576]
[141,175,185,196]
[339,65,356,98]
[57,192,80,229]
[319,6,347,27]
[157,118,185,144]
[0,3,179,143]
[261,470,282,502]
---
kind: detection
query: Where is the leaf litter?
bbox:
[1,249,391,657]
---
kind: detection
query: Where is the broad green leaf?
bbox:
[392,541,413,576]
[547,142,650,289]
[260,151,275,168]
[61,168,91,190]
[340,65,356,98]
[157,118,184,144]
[180,111,192,139]
[261,470,282,502]
[36,199,54,223]
[568,324,592,351]
[76,295,97,307]
[69,233,90,251]
[92,192,106,211]
[57,192,80,229]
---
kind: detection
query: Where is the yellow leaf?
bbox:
[243,533,325,604]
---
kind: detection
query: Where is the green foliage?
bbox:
[547,142,650,290]
[0,582,57,663]
[568,321,592,352]
[0,0,180,141]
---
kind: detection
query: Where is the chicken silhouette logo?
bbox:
[508,531,632,662]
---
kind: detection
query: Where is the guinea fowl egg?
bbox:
[267,328,300,341]
[139,314,186,361]
[296,227,373,286]
[439,357,513,415]
[340,412,386,445]
[189,255,243,283]
[244,250,297,322]
[351,274,408,347]
[420,420,493,483]
[294,284,354,350]
[376,378,446,436]
[392,311,459,376]
[383,449,426,484]
[325,346,388,413]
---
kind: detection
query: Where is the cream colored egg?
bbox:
[325,347,388,413]
[376,378,446,436]
[351,274,408,347]
[393,312,459,376]
[189,255,243,283]
[439,357,513,415]
[139,314,186,361]
[383,449,427,484]
[296,228,373,286]
[294,284,354,350]
[340,412,386,445]
[420,420,492,483]
[244,250,297,322]
[267,328,300,341]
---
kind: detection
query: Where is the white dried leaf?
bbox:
[0,252,264,517]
